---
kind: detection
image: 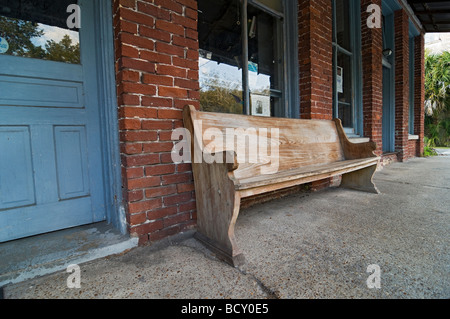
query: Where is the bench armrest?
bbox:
[333,118,378,160]
[202,150,239,173]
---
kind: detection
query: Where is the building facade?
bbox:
[0,0,428,246]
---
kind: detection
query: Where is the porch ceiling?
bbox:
[407,0,450,32]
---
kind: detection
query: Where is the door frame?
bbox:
[91,0,126,234]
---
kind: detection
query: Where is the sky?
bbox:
[31,23,79,48]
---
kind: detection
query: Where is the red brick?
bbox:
[121,142,143,155]
[145,164,176,176]
[139,25,171,43]
[126,190,144,202]
[142,73,174,87]
[125,167,144,179]
[119,107,157,119]
[155,0,183,14]
[171,13,197,30]
[118,57,156,73]
[176,183,194,193]
[163,192,192,206]
[128,212,147,225]
[130,220,164,236]
[141,96,173,108]
[127,176,161,190]
[147,206,178,220]
[119,118,141,130]
[158,87,188,98]
[137,1,171,20]
[119,7,155,27]
[161,173,192,185]
[157,64,187,78]
[123,153,160,166]
[143,142,174,153]
[145,185,177,198]
[163,212,191,228]
[139,50,171,64]
[128,198,162,214]
[141,119,173,130]
[155,19,185,36]
[179,200,196,212]
[158,109,183,119]
[156,42,185,57]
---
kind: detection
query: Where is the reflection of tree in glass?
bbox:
[200,71,244,114]
[0,16,80,64]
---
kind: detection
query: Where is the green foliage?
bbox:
[200,73,244,114]
[0,16,44,57]
[0,16,79,64]
[45,35,80,64]
[424,51,450,147]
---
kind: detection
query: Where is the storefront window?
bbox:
[332,0,362,132]
[198,0,296,118]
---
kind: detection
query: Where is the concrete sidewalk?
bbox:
[2,156,449,299]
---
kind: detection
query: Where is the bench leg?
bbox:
[340,164,380,194]
[192,159,245,267]
[195,194,245,267]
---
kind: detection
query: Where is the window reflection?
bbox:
[198,0,284,117]
[199,54,244,114]
[0,0,80,64]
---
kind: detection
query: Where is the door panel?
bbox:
[0,0,106,242]
[0,126,35,210]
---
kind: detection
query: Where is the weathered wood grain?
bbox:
[183,105,380,267]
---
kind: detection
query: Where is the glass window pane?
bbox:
[335,0,351,52]
[199,54,244,114]
[254,0,283,14]
[248,5,283,117]
[337,51,353,127]
[0,0,80,64]
[198,0,244,114]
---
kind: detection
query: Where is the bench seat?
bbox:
[236,157,379,194]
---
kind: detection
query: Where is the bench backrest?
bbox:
[184,106,345,180]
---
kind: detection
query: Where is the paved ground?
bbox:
[2,156,449,299]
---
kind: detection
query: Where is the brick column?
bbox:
[394,9,410,162]
[414,34,425,157]
[360,0,383,156]
[297,0,333,191]
[298,0,333,121]
[113,0,199,245]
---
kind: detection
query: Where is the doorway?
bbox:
[0,0,119,242]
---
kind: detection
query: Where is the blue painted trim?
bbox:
[93,0,126,234]
[284,0,300,119]
[98,0,123,230]
[382,0,401,16]
[409,20,420,38]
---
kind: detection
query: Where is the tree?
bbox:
[200,72,244,114]
[424,51,450,147]
[0,16,80,64]
[0,16,44,57]
[45,34,80,64]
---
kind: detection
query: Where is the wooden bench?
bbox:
[183,105,380,267]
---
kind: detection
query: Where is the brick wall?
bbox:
[113,0,199,245]
[361,0,383,156]
[394,9,410,162]
[298,0,333,121]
